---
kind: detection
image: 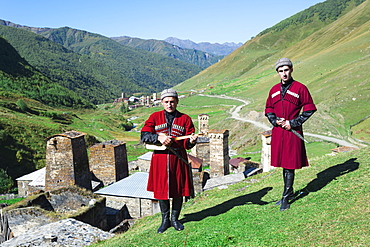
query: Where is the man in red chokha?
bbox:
[265,58,317,211]
[141,89,198,233]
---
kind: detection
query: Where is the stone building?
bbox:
[16,168,45,197]
[198,114,209,133]
[95,172,160,219]
[190,114,231,178]
[209,129,230,178]
[190,114,210,166]
[45,131,92,191]
[89,140,129,186]
[261,130,273,172]
[135,152,153,172]
[190,136,210,166]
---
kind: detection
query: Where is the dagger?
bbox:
[277,117,309,143]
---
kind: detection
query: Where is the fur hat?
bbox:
[275,58,293,71]
[160,89,178,100]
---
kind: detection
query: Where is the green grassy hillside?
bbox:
[93,146,369,247]
[1,0,369,190]
[0,25,130,104]
[175,0,370,145]
[0,36,93,108]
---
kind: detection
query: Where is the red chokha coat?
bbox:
[141,110,195,200]
[265,81,316,169]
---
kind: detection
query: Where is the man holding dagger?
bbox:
[265,58,317,211]
[141,88,198,233]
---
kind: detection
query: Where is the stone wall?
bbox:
[16,180,31,197]
[45,131,91,191]
[5,207,56,237]
[90,140,129,186]
[190,140,210,166]
[209,129,230,178]
[261,130,273,172]
[4,187,109,232]
[137,159,150,172]
[104,195,159,218]
[198,114,209,133]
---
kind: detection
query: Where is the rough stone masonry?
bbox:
[1,218,115,246]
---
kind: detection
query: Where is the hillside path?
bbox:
[198,94,359,148]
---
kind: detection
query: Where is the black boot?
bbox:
[171,197,184,231]
[275,168,295,206]
[157,200,171,233]
[280,169,295,211]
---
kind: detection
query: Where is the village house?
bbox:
[16,167,45,197]
[14,113,265,234]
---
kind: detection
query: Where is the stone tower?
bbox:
[45,131,92,191]
[209,129,230,178]
[190,114,210,165]
[198,114,209,134]
[89,140,128,186]
[261,130,273,172]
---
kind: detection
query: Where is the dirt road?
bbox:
[198,94,359,148]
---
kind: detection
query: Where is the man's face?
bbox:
[161,97,178,113]
[277,65,293,83]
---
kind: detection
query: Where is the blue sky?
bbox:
[2,0,324,43]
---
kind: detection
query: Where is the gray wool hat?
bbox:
[160,88,178,100]
[275,58,293,70]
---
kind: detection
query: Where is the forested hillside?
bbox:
[15,25,202,93]
[111,36,224,68]
[0,21,203,103]
[0,25,133,105]
[0,36,93,108]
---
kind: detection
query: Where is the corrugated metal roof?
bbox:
[137,151,153,161]
[16,167,45,182]
[94,172,155,200]
[197,136,210,143]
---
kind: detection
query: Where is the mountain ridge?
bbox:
[164,37,243,56]
[111,36,225,68]
[0,20,203,102]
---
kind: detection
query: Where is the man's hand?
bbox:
[158,133,173,146]
[276,118,291,130]
[189,133,198,144]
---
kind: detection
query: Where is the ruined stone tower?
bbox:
[198,114,209,134]
[190,114,210,166]
[45,131,92,191]
[209,129,230,178]
[89,140,128,186]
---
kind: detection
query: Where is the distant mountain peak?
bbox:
[164,37,242,56]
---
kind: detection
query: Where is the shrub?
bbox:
[118,121,133,131]
[16,99,29,112]
[0,169,14,193]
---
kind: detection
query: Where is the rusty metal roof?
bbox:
[94,172,155,200]
[46,131,86,140]
[188,154,203,169]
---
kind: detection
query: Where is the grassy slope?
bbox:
[93,146,369,247]
[175,0,370,145]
